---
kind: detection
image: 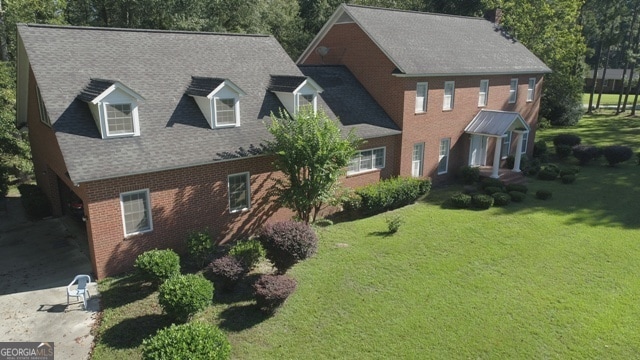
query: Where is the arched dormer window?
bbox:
[269,75,323,115]
[186,76,246,129]
[78,79,144,139]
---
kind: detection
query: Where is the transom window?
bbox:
[228,172,250,212]
[438,138,450,174]
[509,78,518,104]
[416,82,428,113]
[348,147,385,175]
[443,81,455,110]
[478,79,489,107]
[120,189,152,236]
[106,104,134,135]
[215,98,237,126]
[527,78,536,102]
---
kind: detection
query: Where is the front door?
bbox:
[469,135,487,166]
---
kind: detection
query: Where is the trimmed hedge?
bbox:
[509,191,526,202]
[471,194,493,209]
[17,184,51,219]
[209,255,247,291]
[555,144,572,159]
[561,174,576,184]
[553,134,581,147]
[134,249,181,285]
[536,190,552,200]
[258,221,318,274]
[533,140,548,159]
[253,274,297,315]
[572,145,600,166]
[480,178,505,191]
[459,166,480,185]
[559,166,580,176]
[602,145,633,166]
[142,322,230,360]
[506,184,528,194]
[229,238,265,269]
[158,274,213,322]
[492,192,511,206]
[484,186,504,195]
[450,192,472,209]
[356,177,431,214]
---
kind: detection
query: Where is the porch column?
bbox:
[492,136,502,179]
[512,131,525,173]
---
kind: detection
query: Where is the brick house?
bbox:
[16,24,399,278]
[298,5,551,184]
[16,5,549,278]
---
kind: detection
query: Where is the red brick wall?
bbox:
[302,22,544,185]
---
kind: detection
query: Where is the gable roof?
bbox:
[18,24,398,184]
[465,110,529,137]
[78,78,144,103]
[298,4,551,76]
[268,75,308,92]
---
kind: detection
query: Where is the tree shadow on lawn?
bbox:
[99,273,157,309]
[213,273,262,305]
[218,304,268,332]
[98,314,173,349]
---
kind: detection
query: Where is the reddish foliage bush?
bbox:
[208,255,247,291]
[258,221,318,273]
[253,274,297,315]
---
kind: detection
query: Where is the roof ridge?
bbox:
[345,4,489,22]
[18,23,272,38]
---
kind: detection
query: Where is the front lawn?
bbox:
[92,114,640,359]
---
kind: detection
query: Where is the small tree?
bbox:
[266,108,361,223]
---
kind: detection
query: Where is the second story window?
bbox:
[509,78,518,104]
[416,82,428,113]
[106,103,134,136]
[296,93,316,113]
[478,80,489,107]
[443,81,455,110]
[214,98,237,126]
[527,78,536,102]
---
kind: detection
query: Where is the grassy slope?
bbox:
[93,114,640,359]
[582,93,635,106]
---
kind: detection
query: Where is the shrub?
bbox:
[253,274,297,315]
[450,192,472,209]
[229,238,265,269]
[505,155,515,169]
[0,165,9,197]
[356,177,431,214]
[555,144,572,159]
[561,174,576,184]
[186,230,213,268]
[536,190,552,200]
[522,158,541,176]
[533,140,548,159]
[385,214,403,234]
[572,145,600,165]
[17,184,51,219]
[537,117,551,129]
[509,191,526,202]
[158,274,213,322]
[602,145,633,166]
[459,165,480,185]
[480,177,505,191]
[142,322,230,360]
[209,255,247,291]
[537,167,558,181]
[506,184,528,194]
[134,249,181,285]
[341,191,362,212]
[471,194,493,209]
[559,166,580,176]
[553,133,581,147]
[492,192,511,206]
[258,221,318,273]
[484,186,504,195]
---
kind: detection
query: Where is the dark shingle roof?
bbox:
[302,5,551,76]
[268,75,308,92]
[300,65,400,139]
[77,78,115,102]
[18,24,400,183]
[185,76,226,97]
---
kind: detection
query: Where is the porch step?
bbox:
[479,167,528,185]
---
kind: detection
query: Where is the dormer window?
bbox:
[78,79,144,139]
[186,76,245,129]
[269,75,323,115]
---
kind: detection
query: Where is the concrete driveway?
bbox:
[0,196,98,360]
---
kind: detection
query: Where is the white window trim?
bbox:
[527,78,536,102]
[213,96,240,128]
[295,93,317,114]
[347,147,386,175]
[35,85,51,126]
[415,82,428,113]
[120,189,153,237]
[509,78,518,104]
[412,142,424,177]
[478,79,489,107]
[501,132,512,159]
[228,172,251,213]
[438,138,450,175]
[521,131,529,154]
[103,102,138,137]
[443,81,455,110]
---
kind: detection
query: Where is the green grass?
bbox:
[92,114,640,359]
[582,92,635,107]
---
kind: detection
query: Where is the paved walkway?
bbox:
[0,196,98,360]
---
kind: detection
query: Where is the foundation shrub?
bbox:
[258,221,318,274]
[450,192,472,209]
[253,274,297,315]
[229,238,265,269]
[142,322,230,360]
[208,255,247,291]
[459,165,480,185]
[186,230,213,268]
[472,194,494,209]
[509,191,526,202]
[158,274,213,322]
[484,186,504,195]
[356,177,431,214]
[492,192,511,206]
[134,249,181,285]
[506,184,528,194]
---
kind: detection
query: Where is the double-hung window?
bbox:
[215,98,237,126]
[521,132,529,154]
[478,80,489,107]
[106,103,134,136]
[438,138,450,174]
[412,143,424,177]
[443,81,455,110]
[527,78,536,102]
[228,172,250,212]
[348,147,385,175]
[415,82,428,113]
[120,189,152,236]
[501,132,512,158]
[509,78,518,104]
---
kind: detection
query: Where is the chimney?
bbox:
[484,8,503,24]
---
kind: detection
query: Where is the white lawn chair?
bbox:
[67,274,91,309]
